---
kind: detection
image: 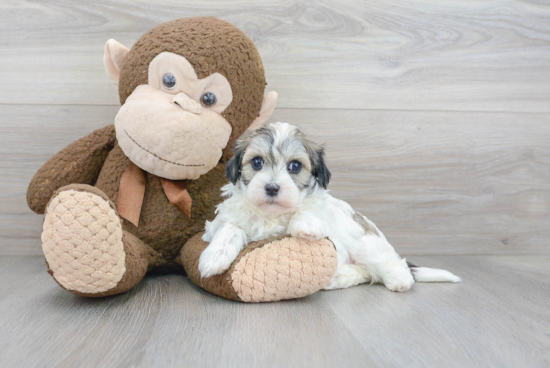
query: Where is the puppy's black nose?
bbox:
[265,183,280,197]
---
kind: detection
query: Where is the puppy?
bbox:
[198,122,460,292]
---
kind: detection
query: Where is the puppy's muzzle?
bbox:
[265,183,280,197]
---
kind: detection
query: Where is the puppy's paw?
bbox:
[198,248,235,278]
[383,268,415,293]
[289,215,325,241]
[324,264,370,290]
[324,277,343,290]
[324,272,350,290]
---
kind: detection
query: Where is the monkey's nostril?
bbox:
[265,183,280,197]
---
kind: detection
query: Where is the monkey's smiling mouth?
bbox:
[124,129,204,167]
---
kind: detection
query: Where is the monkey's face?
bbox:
[115,52,233,180]
[106,18,278,179]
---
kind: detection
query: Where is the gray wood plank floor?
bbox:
[0,255,548,368]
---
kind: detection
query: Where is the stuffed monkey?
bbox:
[27,17,337,302]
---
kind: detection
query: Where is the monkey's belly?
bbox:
[95,143,226,261]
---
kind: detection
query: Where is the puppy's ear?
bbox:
[311,145,331,189]
[225,142,246,185]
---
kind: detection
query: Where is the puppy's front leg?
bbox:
[288,210,326,241]
[198,223,247,278]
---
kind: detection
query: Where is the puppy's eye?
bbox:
[201,92,217,107]
[288,160,302,173]
[251,157,264,170]
[163,73,176,89]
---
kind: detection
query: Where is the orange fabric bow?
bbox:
[117,162,192,226]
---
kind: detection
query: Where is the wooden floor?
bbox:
[0,255,549,368]
[1,1,550,367]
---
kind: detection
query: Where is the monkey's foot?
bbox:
[42,185,127,295]
[182,233,338,302]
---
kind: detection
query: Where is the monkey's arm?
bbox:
[27,125,117,214]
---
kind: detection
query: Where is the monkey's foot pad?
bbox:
[42,186,126,294]
[182,233,338,302]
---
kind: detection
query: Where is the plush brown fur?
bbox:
[118,16,266,160]
[181,234,293,301]
[182,233,338,302]
[29,17,261,266]
[27,17,335,300]
[94,138,228,262]
[43,183,161,297]
[29,124,227,271]
[27,125,117,214]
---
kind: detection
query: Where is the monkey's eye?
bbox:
[163,73,176,89]
[288,160,302,173]
[251,157,264,170]
[201,92,217,107]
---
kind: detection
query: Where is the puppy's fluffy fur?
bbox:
[199,122,460,292]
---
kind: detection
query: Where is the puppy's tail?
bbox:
[407,262,461,283]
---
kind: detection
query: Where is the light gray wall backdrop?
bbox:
[1,0,549,255]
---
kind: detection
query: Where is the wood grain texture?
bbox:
[0,0,549,111]
[273,108,550,255]
[0,255,548,368]
[2,104,548,255]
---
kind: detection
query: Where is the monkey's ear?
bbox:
[104,39,130,85]
[247,91,278,131]
[225,142,246,185]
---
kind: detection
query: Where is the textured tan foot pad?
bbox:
[182,233,338,302]
[42,187,126,294]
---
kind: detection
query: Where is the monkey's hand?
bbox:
[27,125,116,214]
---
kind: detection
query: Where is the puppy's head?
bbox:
[226,122,331,214]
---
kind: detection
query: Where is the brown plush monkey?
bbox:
[27,17,336,301]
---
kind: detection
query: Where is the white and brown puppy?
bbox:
[198,122,460,292]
